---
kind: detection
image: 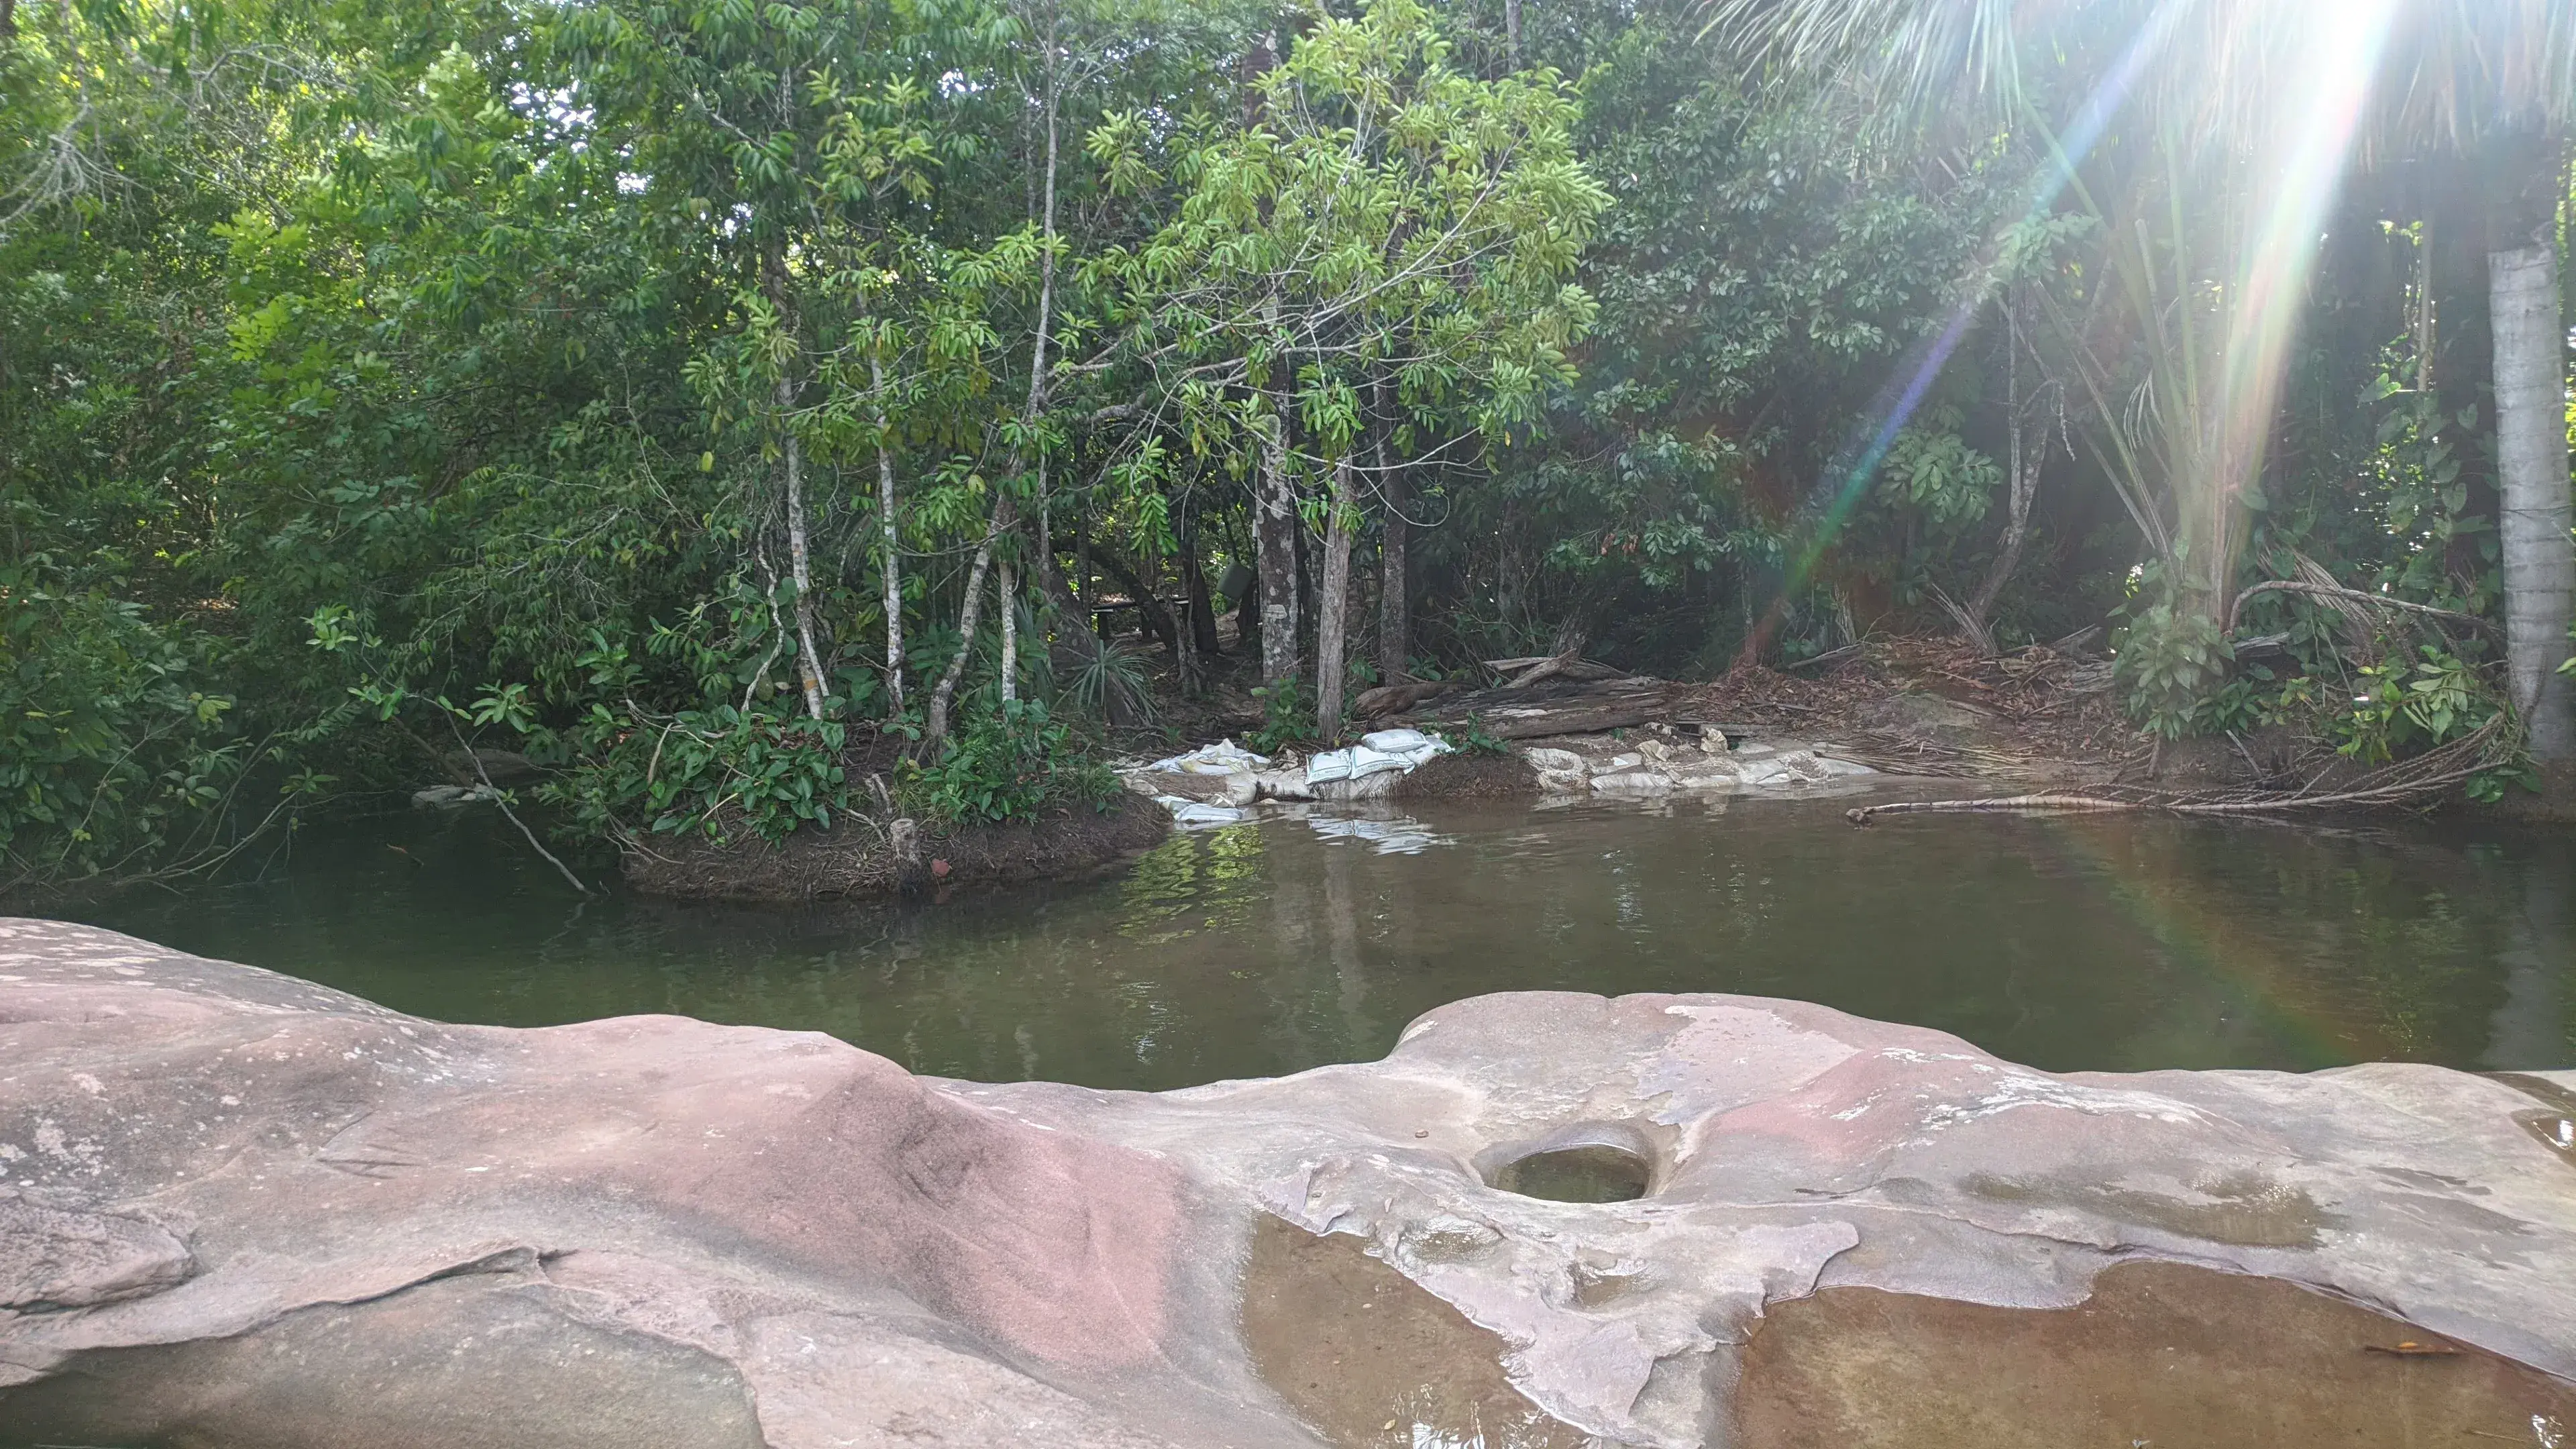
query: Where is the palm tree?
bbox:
[1705,0,2575,761]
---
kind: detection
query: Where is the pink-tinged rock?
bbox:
[1,919,2571,1449]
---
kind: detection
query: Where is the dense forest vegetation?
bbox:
[3,0,2571,893]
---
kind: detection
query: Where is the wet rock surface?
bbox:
[2,917,2571,1448]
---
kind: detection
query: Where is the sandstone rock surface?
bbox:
[1,917,2571,1448]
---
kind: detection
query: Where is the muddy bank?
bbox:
[1392,749,1539,800]
[621,791,1170,902]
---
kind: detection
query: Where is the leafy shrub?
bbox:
[551,704,852,844]
[2329,646,2504,764]
[2112,600,2235,740]
[900,698,1116,825]
[1248,677,1324,754]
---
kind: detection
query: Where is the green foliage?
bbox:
[0,552,278,888]
[1446,715,1511,757]
[1247,678,1324,755]
[901,698,1115,826]
[1881,409,2001,529]
[2113,600,2235,741]
[2328,647,2505,765]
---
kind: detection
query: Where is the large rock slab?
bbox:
[0,918,2569,1447]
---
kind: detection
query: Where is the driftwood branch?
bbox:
[447,717,591,895]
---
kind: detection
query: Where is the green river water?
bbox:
[58,796,2574,1088]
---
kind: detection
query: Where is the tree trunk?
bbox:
[871,353,904,714]
[1256,393,1301,687]
[1503,0,1521,68]
[1316,456,1356,741]
[2490,159,2575,761]
[1962,292,2039,655]
[998,557,1018,705]
[1183,502,1222,657]
[777,372,827,722]
[1375,380,1408,680]
[1002,1,1059,716]
[926,508,1006,748]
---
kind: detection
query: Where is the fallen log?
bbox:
[1413,681,1679,740]
[1352,677,1464,718]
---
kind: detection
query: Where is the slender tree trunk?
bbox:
[760,68,825,722]
[777,372,828,721]
[1316,456,1356,741]
[1006,1,1059,713]
[1256,387,1301,687]
[2412,219,2438,394]
[1964,295,2039,655]
[1503,0,1521,68]
[1374,379,1408,680]
[927,509,1006,747]
[2491,151,2575,761]
[871,354,904,714]
[1184,503,1222,657]
[998,559,1018,705]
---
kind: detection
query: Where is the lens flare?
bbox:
[1762,0,2405,644]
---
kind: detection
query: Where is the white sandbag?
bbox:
[1304,749,1356,785]
[1360,728,1436,753]
[1521,747,1585,773]
[1160,796,1246,827]
[1345,745,1413,777]
[1144,738,1272,775]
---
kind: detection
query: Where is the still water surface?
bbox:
[64,797,2575,1089]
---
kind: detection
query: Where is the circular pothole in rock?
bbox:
[1487,1144,1652,1203]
